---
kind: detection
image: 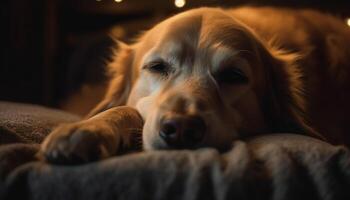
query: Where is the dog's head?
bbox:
[110,8,318,151]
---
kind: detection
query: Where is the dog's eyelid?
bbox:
[142,59,167,69]
[142,60,175,77]
[214,67,249,84]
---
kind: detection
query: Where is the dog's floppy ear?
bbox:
[257,42,324,140]
[86,40,135,118]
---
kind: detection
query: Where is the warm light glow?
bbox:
[175,0,185,8]
[114,0,123,2]
[347,18,350,27]
[111,26,126,38]
[96,0,102,2]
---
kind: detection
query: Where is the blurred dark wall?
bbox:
[1,0,46,104]
[1,0,350,107]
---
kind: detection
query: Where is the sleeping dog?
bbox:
[41,7,350,164]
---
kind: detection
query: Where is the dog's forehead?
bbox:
[157,9,253,54]
[138,8,257,72]
[143,9,231,43]
[160,9,240,45]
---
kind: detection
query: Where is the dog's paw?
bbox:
[39,123,113,165]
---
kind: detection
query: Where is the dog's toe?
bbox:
[41,125,109,165]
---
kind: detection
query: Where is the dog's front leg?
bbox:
[39,106,143,164]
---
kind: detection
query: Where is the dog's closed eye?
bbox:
[144,61,172,76]
[214,68,248,85]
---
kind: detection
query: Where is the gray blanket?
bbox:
[0,102,349,200]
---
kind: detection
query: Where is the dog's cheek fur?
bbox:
[257,43,323,139]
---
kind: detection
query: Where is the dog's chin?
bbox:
[143,135,194,151]
[142,134,166,151]
[143,140,168,151]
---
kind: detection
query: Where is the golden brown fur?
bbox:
[230,7,350,145]
[41,7,350,164]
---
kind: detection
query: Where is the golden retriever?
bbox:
[41,6,350,164]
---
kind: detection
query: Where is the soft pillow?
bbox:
[1,102,350,200]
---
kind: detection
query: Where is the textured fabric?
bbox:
[0,102,350,200]
[0,101,80,184]
[0,101,80,144]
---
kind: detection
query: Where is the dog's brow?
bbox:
[143,41,184,66]
[165,41,183,54]
[211,43,240,71]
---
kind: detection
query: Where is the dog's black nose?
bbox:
[159,115,206,148]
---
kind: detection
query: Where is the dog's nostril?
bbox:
[159,120,179,142]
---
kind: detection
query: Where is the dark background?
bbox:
[1,0,350,112]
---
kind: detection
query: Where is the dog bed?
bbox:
[0,101,349,200]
